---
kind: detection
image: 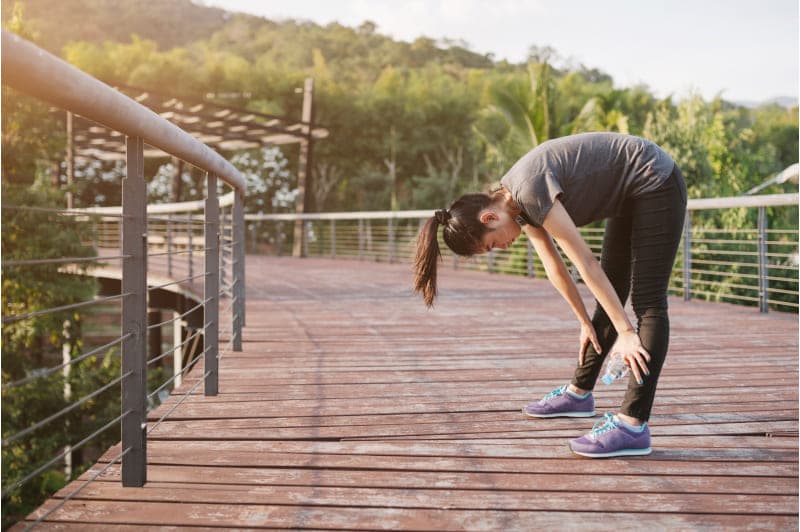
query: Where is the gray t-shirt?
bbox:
[500,133,675,227]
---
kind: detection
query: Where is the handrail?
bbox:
[1,29,248,519]
[245,193,799,221]
[245,194,798,313]
[687,193,798,210]
[73,191,235,215]
[1,31,246,193]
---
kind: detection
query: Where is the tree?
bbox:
[1,88,64,186]
[1,183,99,527]
[474,62,557,177]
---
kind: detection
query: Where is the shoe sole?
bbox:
[523,409,596,419]
[570,446,652,458]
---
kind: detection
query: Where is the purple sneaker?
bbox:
[569,413,652,458]
[523,384,595,418]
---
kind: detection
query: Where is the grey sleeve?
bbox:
[525,171,564,226]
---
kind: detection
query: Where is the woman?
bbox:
[413,132,687,458]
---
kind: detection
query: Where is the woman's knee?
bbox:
[632,302,669,321]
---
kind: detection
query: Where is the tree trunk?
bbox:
[171,157,184,203]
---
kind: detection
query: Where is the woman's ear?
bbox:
[479,210,498,225]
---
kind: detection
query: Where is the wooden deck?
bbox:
[24,256,799,530]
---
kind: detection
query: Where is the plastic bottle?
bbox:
[601,352,629,385]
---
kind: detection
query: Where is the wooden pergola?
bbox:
[66,80,327,256]
[68,83,328,161]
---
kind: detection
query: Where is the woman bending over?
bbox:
[414,132,687,458]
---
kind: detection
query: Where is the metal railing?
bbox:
[247,193,798,313]
[1,31,245,528]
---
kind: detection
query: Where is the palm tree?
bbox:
[475,62,556,174]
[571,92,630,134]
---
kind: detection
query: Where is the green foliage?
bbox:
[1,0,230,53]
[643,95,798,308]
[1,88,65,186]
[1,183,103,527]
[1,185,98,355]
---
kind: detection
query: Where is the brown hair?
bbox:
[413,192,498,307]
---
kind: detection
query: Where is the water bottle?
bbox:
[601,352,629,385]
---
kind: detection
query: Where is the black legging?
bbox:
[571,164,687,421]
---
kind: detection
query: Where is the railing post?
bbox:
[204,173,219,396]
[277,221,285,256]
[388,218,396,263]
[527,239,535,278]
[570,264,579,282]
[683,211,692,301]
[358,219,364,260]
[62,320,72,479]
[232,191,245,349]
[92,219,98,250]
[121,135,147,487]
[303,220,310,257]
[187,213,193,282]
[488,250,495,273]
[166,214,173,277]
[366,220,373,260]
[173,311,184,389]
[220,209,228,294]
[758,206,769,313]
[330,219,336,258]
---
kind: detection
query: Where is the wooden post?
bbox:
[293,78,315,257]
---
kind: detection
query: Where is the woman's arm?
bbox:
[540,199,650,379]
[524,224,600,364]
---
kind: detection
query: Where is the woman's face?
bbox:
[478,208,521,253]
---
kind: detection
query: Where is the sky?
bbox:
[203,0,798,104]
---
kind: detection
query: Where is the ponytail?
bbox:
[414,216,443,308]
[413,193,499,307]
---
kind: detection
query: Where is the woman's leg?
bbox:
[620,167,687,421]
[571,212,633,391]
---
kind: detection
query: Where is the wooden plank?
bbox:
[48,484,798,515]
[96,437,798,459]
[19,256,798,530]
[23,500,799,531]
[75,465,798,496]
[96,444,798,475]
[160,386,798,406]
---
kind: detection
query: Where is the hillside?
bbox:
[1,0,230,52]
[3,0,497,77]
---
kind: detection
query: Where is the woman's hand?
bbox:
[610,330,651,384]
[578,322,601,366]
